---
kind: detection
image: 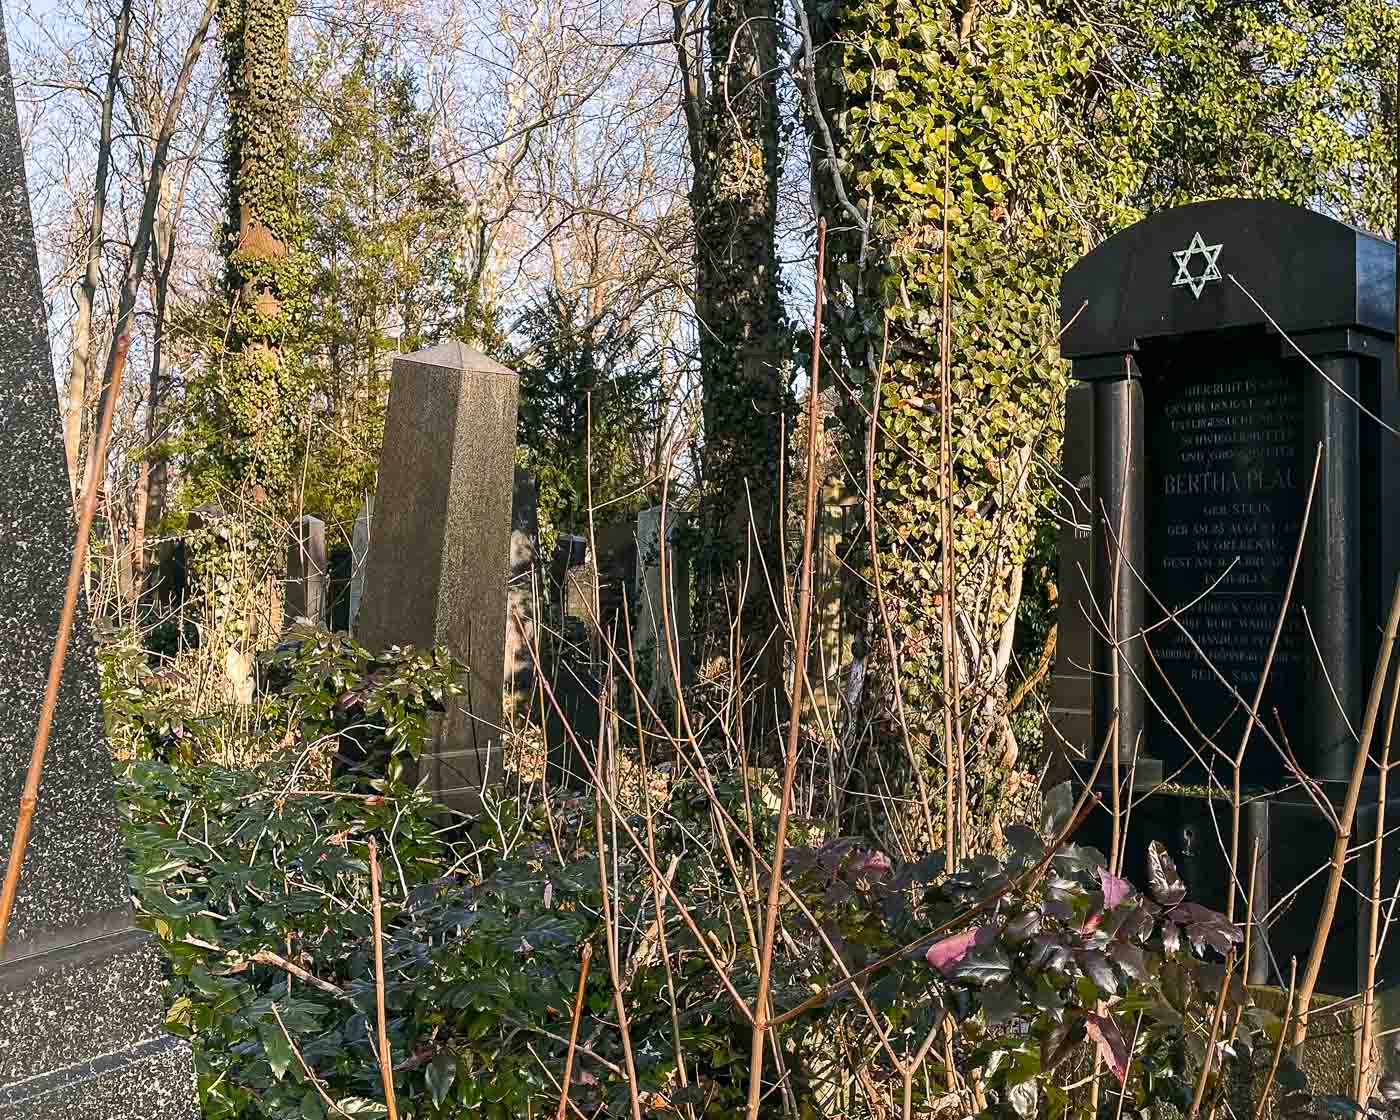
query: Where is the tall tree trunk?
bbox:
[681,0,788,718]
[94,0,217,429]
[66,0,133,501]
[215,0,301,507]
[132,167,181,576]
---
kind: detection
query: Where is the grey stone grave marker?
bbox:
[504,468,539,719]
[356,342,518,814]
[1050,198,1398,994]
[348,494,372,632]
[285,513,327,625]
[0,11,198,1112]
[635,505,692,703]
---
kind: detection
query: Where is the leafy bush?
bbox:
[114,635,1364,1118]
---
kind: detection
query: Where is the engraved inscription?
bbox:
[1147,364,1304,777]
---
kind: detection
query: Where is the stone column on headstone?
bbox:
[1046,382,1095,772]
[1299,341,1363,783]
[504,467,539,719]
[1088,354,1160,786]
[356,342,518,814]
[348,494,372,633]
[0,9,197,1111]
[636,505,693,704]
[285,514,327,625]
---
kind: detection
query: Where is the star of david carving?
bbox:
[1172,231,1223,299]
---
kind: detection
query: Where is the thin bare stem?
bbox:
[1186,953,1235,1120]
[368,839,399,1120]
[1293,569,1400,1047]
[556,942,594,1120]
[744,216,827,1119]
[1229,443,1323,925]
[1254,960,1299,1120]
[271,1003,355,1119]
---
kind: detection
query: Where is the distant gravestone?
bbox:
[635,505,692,702]
[1050,199,1398,994]
[356,342,518,814]
[564,561,598,637]
[348,494,372,632]
[504,467,539,718]
[285,514,327,625]
[0,11,197,1112]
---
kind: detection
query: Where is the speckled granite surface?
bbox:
[0,930,176,1083]
[0,4,128,963]
[0,10,197,1114]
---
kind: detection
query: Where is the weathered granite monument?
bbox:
[1050,198,1398,993]
[356,341,519,813]
[0,11,197,1113]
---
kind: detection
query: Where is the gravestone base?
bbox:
[0,929,197,1118]
[1079,782,1400,996]
[1225,984,1400,1118]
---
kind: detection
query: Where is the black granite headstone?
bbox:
[0,11,197,1114]
[1050,198,1399,994]
[1143,341,1307,783]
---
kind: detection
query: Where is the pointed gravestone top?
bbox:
[398,339,514,377]
[0,8,196,1112]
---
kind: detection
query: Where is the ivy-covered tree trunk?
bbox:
[215,0,304,509]
[680,0,789,712]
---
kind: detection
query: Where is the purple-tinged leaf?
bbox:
[846,849,892,882]
[1162,920,1182,957]
[1005,824,1043,856]
[1099,867,1133,909]
[1087,1013,1130,1084]
[1028,976,1064,1015]
[926,926,993,973]
[978,981,1021,1027]
[1028,934,1072,973]
[1147,841,1186,906]
[1117,905,1154,944]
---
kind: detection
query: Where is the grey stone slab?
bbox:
[285,514,327,625]
[357,341,518,813]
[349,494,372,632]
[505,468,539,716]
[0,929,175,1083]
[0,4,128,964]
[0,1033,198,1119]
[0,11,196,1111]
[635,506,692,703]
